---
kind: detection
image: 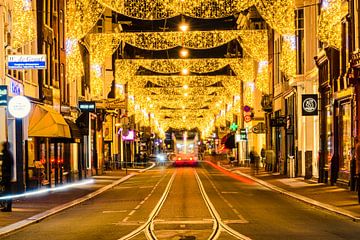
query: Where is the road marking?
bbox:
[154,220,213,224]
[134,205,141,210]
[122,217,129,222]
[102,210,127,213]
[221,191,239,194]
[129,210,136,216]
[224,219,249,224]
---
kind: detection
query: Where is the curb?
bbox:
[216,162,360,222]
[0,164,156,237]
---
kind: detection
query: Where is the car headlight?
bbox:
[157,155,165,161]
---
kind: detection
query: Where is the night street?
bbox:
[2,162,360,240]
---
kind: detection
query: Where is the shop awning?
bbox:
[65,119,82,140]
[28,105,71,138]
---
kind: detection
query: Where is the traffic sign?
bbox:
[244,115,251,123]
[243,105,251,112]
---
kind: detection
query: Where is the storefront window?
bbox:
[326,105,333,165]
[339,103,351,172]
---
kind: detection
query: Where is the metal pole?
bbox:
[125,141,127,175]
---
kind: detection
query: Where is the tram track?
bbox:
[194,169,251,240]
[119,166,252,240]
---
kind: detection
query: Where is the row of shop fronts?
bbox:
[265,47,359,190]
[0,97,100,192]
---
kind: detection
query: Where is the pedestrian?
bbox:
[1,141,14,212]
[330,153,339,186]
[260,146,266,167]
[249,147,259,175]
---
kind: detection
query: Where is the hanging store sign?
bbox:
[0,85,8,106]
[302,94,318,116]
[8,95,31,118]
[79,101,96,112]
[239,128,247,141]
[8,54,47,70]
[351,50,360,68]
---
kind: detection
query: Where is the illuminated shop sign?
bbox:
[79,101,96,112]
[122,130,135,141]
[0,85,8,106]
[8,96,31,118]
[302,94,318,116]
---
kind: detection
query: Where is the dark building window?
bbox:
[296,9,304,74]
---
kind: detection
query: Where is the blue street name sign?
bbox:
[8,54,47,70]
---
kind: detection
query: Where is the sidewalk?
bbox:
[216,159,360,221]
[0,169,139,237]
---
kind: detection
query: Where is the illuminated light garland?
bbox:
[256,61,269,93]
[122,30,244,50]
[144,86,225,96]
[129,75,240,88]
[115,58,256,84]
[244,82,255,106]
[318,0,347,49]
[12,0,36,49]
[65,0,104,87]
[230,59,255,82]
[89,30,267,51]
[66,0,105,39]
[66,39,84,83]
[280,35,296,79]
[237,30,268,62]
[87,34,122,98]
[255,0,295,35]
[96,0,256,20]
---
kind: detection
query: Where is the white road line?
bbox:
[102,210,127,213]
[128,210,136,216]
[153,220,213,224]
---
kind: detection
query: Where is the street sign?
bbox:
[239,128,247,141]
[243,105,251,112]
[0,85,7,106]
[8,54,47,69]
[244,115,251,123]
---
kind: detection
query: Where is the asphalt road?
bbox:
[2,163,360,240]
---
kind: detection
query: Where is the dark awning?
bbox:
[65,119,82,140]
[224,133,236,149]
[76,112,89,135]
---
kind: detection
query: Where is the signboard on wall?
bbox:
[302,94,318,116]
[8,54,47,69]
